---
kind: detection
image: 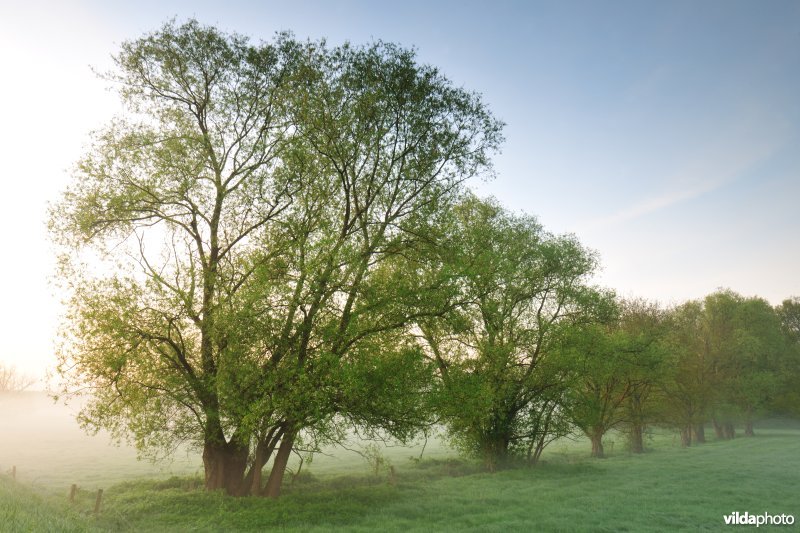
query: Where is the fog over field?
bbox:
[0,392,454,491]
[0,392,199,489]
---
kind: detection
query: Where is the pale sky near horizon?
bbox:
[1,0,798,385]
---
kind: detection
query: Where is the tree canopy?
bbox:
[51,20,502,497]
[414,196,603,468]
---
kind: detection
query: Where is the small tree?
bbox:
[0,363,35,392]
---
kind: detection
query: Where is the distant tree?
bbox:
[617,300,668,453]
[564,298,666,457]
[777,298,800,342]
[720,295,785,436]
[774,298,800,416]
[658,301,716,446]
[561,302,628,459]
[658,290,787,444]
[0,363,35,392]
[702,290,745,440]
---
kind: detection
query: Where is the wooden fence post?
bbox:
[94,488,103,515]
[69,484,77,503]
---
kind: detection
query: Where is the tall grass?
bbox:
[0,476,91,532]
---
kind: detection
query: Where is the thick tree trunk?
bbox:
[680,426,692,447]
[723,423,735,440]
[692,423,706,444]
[203,441,250,496]
[484,447,505,472]
[264,431,295,499]
[589,432,604,458]
[481,433,511,471]
[629,424,644,454]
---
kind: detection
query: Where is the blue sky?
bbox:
[1,0,798,381]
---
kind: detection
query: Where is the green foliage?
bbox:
[50,19,502,496]
[562,298,668,455]
[657,290,791,443]
[417,196,601,468]
[774,298,800,416]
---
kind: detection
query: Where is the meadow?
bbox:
[1,393,798,531]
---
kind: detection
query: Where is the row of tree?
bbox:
[50,20,799,499]
[558,291,799,458]
[413,200,800,467]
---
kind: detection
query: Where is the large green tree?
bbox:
[217,39,502,497]
[51,20,501,497]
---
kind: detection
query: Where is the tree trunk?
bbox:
[722,422,736,439]
[744,409,755,436]
[482,433,510,472]
[629,424,644,454]
[264,431,295,499]
[530,442,545,466]
[203,441,250,496]
[528,431,549,466]
[712,418,725,439]
[692,423,706,444]
[723,422,736,439]
[589,432,604,458]
[723,423,735,440]
[680,426,691,447]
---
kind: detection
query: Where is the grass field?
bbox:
[1,393,798,531]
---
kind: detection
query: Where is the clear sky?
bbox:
[1,0,799,384]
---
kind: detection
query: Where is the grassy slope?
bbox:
[89,429,798,532]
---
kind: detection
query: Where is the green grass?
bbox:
[2,394,798,531]
[0,476,92,532]
[3,429,789,532]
